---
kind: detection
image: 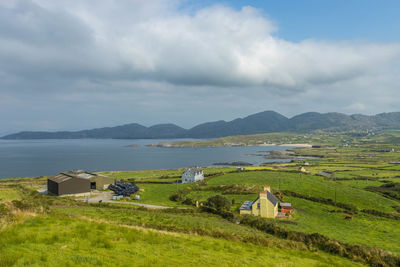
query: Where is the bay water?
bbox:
[0,139,292,178]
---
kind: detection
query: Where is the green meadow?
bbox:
[0,215,362,267]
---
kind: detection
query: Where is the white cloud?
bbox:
[1,0,400,132]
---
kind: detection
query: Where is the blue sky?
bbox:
[0,0,399,134]
[185,0,400,42]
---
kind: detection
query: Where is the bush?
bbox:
[182,197,195,206]
[169,188,192,202]
[11,190,52,213]
[200,206,235,221]
[361,209,400,220]
[0,203,11,218]
[169,191,185,202]
[205,195,231,211]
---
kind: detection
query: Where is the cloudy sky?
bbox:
[1,0,400,134]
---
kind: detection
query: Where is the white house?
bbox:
[181,167,204,183]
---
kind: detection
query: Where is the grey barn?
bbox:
[47,170,115,196]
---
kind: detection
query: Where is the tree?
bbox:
[206,195,231,211]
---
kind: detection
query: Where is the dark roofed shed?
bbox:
[48,173,90,196]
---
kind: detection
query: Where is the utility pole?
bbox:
[279,168,281,191]
[334,187,337,203]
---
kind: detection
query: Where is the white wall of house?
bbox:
[181,169,204,183]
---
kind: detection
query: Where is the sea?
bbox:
[0,139,293,179]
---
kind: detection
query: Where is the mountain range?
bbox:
[3,111,400,140]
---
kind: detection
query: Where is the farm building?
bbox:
[280,202,292,213]
[47,170,115,196]
[181,167,204,183]
[239,186,279,218]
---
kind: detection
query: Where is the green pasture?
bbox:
[0,186,22,202]
[0,215,362,267]
[338,179,384,189]
[282,197,400,254]
[128,183,190,207]
[51,206,296,248]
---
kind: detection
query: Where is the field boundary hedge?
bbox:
[281,190,358,212]
[361,209,400,220]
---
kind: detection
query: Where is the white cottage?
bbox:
[181,167,204,183]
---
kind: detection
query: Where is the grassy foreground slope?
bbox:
[1,215,364,267]
[0,191,364,267]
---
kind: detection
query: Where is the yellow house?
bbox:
[239,186,278,218]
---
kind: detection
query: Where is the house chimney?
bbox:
[264,186,271,192]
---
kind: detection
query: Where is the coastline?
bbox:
[148,142,312,148]
[259,143,312,148]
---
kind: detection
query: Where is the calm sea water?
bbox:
[0,139,292,179]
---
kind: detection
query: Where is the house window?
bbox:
[257,203,260,209]
[90,182,96,189]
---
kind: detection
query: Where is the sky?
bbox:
[1,0,400,134]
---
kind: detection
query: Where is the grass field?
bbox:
[0,215,363,267]
[0,186,22,201]
[284,197,400,254]
[203,171,398,212]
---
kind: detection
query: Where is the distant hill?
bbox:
[3,111,400,139]
[186,111,290,138]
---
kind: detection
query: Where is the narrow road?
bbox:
[81,191,175,209]
[103,200,172,209]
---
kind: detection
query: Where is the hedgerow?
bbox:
[361,209,400,220]
[281,190,358,212]
[240,215,400,267]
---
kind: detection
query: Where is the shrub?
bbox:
[169,188,191,202]
[200,206,235,221]
[11,190,52,213]
[361,209,400,220]
[205,195,231,211]
[169,191,185,202]
[0,203,11,218]
[182,197,195,206]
